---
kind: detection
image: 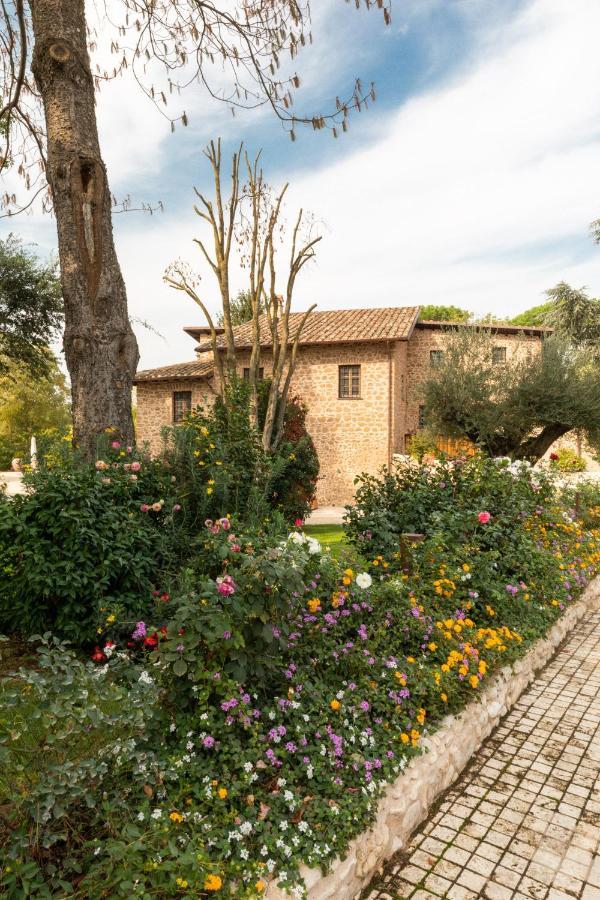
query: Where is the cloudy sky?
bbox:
[4,0,600,370]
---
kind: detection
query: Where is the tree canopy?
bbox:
[0,356,71,469]
[0,234,63,378]
[418,304,471,323]
[421,328,600,462]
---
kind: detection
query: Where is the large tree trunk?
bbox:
[30,0,138,458]
[515,423,571,462]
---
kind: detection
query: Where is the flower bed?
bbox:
[1,457,600,898]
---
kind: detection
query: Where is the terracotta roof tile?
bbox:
[197,306,419,350]
[134,359,214,383]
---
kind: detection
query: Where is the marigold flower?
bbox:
[218,787,228,799]
[469,675,480,689]
[169,811,184,823]
[330,699,341,711]
[256,880,266,892]
[204,874,222,891]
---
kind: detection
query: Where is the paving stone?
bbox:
[365,608,600,900]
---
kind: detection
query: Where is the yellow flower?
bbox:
[406,656,415,664]
[169,811,184,823]
[399,732,410,744]
[428,642,437,652]
[440,692,448,702]
[462,564,470,572]
[206,487,213,495]
[204,874,222,891]
[308,598,321,613]
[106,614,116,624]
[416,708,426,726]
[330,699,341,711]
[469,675,479,689]
[256,879,266,892]
[218,787,228,799]
[176,878,189,889]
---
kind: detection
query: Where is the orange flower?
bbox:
[330,699,341,711]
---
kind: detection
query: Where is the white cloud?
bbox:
[286,0,600,320]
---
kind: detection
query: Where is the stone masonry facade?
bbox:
[134,309,581,506]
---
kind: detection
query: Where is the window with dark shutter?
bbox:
[339,364,361,399]
[243,367,264,380]
[173,391,192,423]
[430,350,444,367]
[418,405,427,429]
[492,346,507,365]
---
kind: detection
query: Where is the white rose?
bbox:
[356,572,372,589]
[287,531,305,544]
[306,537,321,555]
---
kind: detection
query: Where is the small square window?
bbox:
[173,390,192,423]
[339,364,361,399]
[418,405,427,429]
[243,367,264,380]
[492,346,507,365]
[430,350,445,367]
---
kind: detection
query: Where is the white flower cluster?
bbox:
[287,531,321,555]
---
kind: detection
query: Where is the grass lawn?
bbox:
[304,524,347,558]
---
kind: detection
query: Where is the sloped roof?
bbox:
[417,320,552,336]
[134,359,214,384]
[196,306,420,350]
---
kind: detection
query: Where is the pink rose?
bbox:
[478,511,491,524]
[111,440,121,449]
[172,504,182,512]
[140,503,149,513]
[220,517,231,531]
[294,518,303,527]
[131,461,141,472]
[216,575,236,596]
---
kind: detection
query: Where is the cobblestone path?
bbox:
[365,609,600,900]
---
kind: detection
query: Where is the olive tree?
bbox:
[422,328,600,461]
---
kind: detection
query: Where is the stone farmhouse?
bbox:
[134,307,556,505]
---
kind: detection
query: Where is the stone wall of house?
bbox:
[232,343,396,506]
[405,327,543,436]
[135,379,216,454]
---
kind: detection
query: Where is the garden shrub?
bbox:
[165,382,318,528]
[0,442,180,644]
[345,454,555,563]
[549,447,587,472]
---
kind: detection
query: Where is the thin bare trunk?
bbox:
[29,0,138,458]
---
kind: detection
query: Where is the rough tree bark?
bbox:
[30,0,138,458]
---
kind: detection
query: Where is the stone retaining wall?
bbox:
[266,575,600,900]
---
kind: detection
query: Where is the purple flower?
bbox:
[132,621,146,640]
[358,624,368,641]
[203,735,215,748]
[222,631,232,640]
[360,701,370,712]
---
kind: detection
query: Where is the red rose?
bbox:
[143,634,158,649]
[160,592,170,602]
[91,646,106,663]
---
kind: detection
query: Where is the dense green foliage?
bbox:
[418,304,470,322]
[0,447,179,644]
[0,357,70,469]
[0,235,63,378]
[1,457,598,897]
[509,301,553,326]
[0,385,318,647]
